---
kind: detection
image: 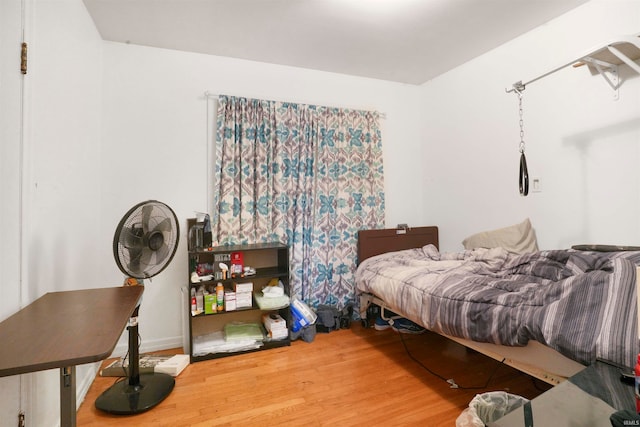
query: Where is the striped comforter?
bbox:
[355,245,640,367]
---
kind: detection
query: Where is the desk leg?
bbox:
[60,366,76,427]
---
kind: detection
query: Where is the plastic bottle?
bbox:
[196,286,204,313]
[635,353,640,413]
[216,282,225,312]
[190,287,197,312]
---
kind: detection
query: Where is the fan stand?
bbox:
[95,305,175,415]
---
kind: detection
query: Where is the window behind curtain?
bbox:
[214,95,385,309]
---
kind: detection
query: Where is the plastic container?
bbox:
[188,223,204,251]
[190,288,197,312]
[196,286,204,312]
[456,391,529,427]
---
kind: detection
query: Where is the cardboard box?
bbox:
[236,291,252,309]
[234,282,253,293]
[263,313,287,332]
[224,290,236,311]
[204,294,216,314]
[231,251,244,277]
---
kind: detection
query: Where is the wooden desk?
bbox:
[0,286,144,427]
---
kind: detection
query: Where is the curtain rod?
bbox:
[204,91,387,119]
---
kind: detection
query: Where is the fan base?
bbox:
[95,373,175,415]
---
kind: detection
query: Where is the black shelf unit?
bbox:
[187,240,291,363]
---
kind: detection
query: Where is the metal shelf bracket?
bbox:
[505,34,640,100]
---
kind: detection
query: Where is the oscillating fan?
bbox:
[95,200,180,415]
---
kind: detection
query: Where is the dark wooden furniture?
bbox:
[357,226,439,264]
[0,286,143,427]
[187,242,291,362]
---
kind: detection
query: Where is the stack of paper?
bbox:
[100,354,190,377]
[192,331,262,356]
[155,354,190,376]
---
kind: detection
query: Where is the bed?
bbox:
[355,225,640,385]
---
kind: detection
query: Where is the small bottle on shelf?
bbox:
[190,288,197,313]
[196,286,204,313]
[216,282,225,312]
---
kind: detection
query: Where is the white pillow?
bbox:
[462,218,538,254]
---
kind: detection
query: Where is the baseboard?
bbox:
[75,362,101,412]
[109,335,185,359]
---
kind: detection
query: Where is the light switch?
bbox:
[532,177,541,193]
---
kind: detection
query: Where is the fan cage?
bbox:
[113,200,180,280]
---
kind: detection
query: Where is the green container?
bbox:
[204,294,217,314]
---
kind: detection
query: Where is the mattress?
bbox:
[355,245,640,368]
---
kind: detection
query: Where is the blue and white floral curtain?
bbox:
[214,95,385,308]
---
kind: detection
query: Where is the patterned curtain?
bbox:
[214,95,385,308]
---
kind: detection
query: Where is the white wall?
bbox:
[0,0,26,422]
[20,0,103,425]
[100,42,424,356]
[421,0,640,251]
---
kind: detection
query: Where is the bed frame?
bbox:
[357,226,589,385]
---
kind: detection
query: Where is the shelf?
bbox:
[189,242,288,255]
[506,34,640,97]
[575,35,640,71]
[189,267,288,288]
[185,238,291,363]
[191,304,257,318]
[190,339,290,362]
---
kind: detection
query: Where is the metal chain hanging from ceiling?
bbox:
[514,82,529,197]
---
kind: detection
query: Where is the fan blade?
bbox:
[119,226,144,248]
[155,242,170,264]
[154,217,171,233]
[142,204,153,234]
[127,248,143,274]
[113,200,179,279]
[139,248,153,270]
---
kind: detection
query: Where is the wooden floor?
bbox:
[77,323,552,426]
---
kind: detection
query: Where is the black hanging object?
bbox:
[519,152,529,196]
[513,85,530,197]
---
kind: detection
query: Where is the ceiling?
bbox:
[83,0,590,85]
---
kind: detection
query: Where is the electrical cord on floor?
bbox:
[398,332,506,390]
[111,350,130,386]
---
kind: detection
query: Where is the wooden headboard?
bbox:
[357,226,439,264]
